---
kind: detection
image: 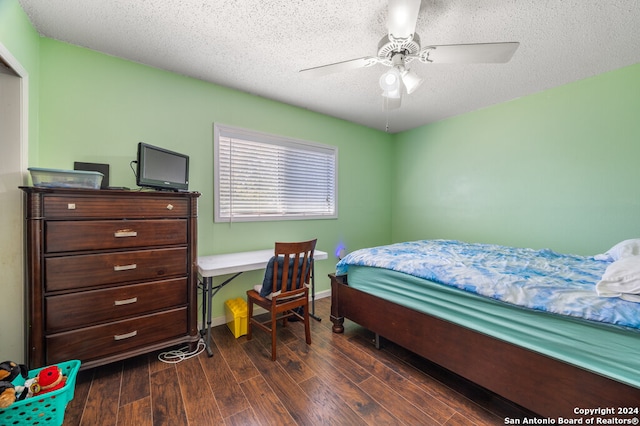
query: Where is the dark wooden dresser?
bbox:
[21,187,200,370]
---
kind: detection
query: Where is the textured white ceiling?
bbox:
[18,0,640,133]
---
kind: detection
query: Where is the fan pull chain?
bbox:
[385,99,391,132]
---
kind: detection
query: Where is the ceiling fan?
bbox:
[299,0,519,110]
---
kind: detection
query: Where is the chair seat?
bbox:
[247,288,307,312]
[252,284,310,301]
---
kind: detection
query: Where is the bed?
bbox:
[330,239,640,418]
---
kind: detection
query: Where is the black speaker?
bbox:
[74,161,110,189]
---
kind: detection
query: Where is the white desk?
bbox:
[197,249,328,356]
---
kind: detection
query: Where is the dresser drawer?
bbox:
[46,219,187,253]
[45,247,187,291]
[45,277,187,332]
[43,195,189,219]
[45,308,187,365]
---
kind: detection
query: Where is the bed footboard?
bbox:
[329,273,640,419]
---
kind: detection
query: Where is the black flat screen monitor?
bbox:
[136,142,189,191]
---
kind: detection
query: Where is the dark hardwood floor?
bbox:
[60,297,536,425]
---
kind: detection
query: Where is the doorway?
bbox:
[0,46,28,363]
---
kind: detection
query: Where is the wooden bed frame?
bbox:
[330,273,640,419]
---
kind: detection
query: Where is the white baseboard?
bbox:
[314,288,331,300]
[201,289,331,329]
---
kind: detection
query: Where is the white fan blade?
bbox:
[388,0,421,41]
[299,57,379,77]
[421,42,519,64]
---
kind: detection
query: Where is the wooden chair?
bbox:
[246,239,317,361]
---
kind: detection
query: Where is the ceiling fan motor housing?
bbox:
[378,33,421,65]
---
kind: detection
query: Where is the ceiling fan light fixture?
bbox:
[379,68,401,93]
[401,68,423,94]
[382,87,402,99]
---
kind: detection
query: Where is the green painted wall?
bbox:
[393,63,640,255]
[0,0,40,162]
[37,38,393,319]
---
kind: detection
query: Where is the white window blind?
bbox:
[214,124,338,222]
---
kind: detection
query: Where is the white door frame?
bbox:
[0,42,28,173]
[0,41,29,363]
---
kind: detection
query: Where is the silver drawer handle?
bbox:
[114,297,138,306]
[113,264,137,271]
[114,330,137,341]
[114,230,137,238]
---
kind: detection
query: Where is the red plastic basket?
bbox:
[0,360,81,426]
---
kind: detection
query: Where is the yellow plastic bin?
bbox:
[225,298,248,338]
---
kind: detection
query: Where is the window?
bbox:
[214,124,338,222]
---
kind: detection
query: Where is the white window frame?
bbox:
[214,123,338,222]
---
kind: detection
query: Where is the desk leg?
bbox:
[204,276,214,357]
[200,279,206,338]
[310,260,321,322]
[202,272,244,357]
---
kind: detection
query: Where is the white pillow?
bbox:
[596,255,640,300]
[594,239,640,262]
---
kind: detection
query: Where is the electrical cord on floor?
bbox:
[157,284,208,364]
[157,338,206,364]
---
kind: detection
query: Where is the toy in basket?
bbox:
[0,360,81,426]
[0,361,28,408]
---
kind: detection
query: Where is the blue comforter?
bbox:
[336,240,640,329]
